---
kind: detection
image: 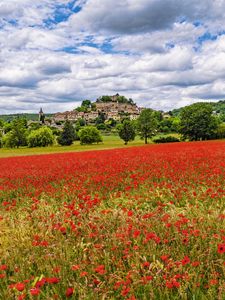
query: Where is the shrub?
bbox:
[27,127,54,147]
[153,136,180,143]
[79,126,103,144]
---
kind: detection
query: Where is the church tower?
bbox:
[39,108,45,124]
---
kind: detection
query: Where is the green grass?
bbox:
[0,135,143,158]
[0,133,181,158]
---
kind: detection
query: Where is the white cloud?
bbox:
[1,0,225,113]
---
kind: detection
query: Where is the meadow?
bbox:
[0,141,225,299]
[0,135,144,158]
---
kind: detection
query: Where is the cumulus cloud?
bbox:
[1,0,225,113]
[68,0,225,34]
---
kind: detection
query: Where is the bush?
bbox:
[79,126,103,145]
[153,136,180,143]
[28,127,54,147]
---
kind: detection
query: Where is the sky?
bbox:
[1,0,225,114]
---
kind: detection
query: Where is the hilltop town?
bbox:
[52,94,143,124]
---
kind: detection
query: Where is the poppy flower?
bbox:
[30,288,40,296]
[217,243,225,254]
[66,287,74,297]
[15,282,25,292]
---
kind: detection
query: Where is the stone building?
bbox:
[52,94,142,124]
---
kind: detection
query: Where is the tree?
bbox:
[95,112,106,125]
[98,95,112,102]
[57,120,76,146]
[27,127,54,147]
[81,99,91,108]
[75,100,92,113]
[137,109,158,144]
[180,103,218,141]
[79,126,103,144]
[215,123,225,139]
[2,118,28,148]
[117,120,136,145]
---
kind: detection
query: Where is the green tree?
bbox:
[216,123,225,139]
[2,118,27,148]
[180,103,218,141]
[81,99,91,108]
[0,119,4,128]
[57,120,76,146]
[75,100,92,113]
[137,109,158,144]
[27,127,54,147]
[117,120,136,145]
[79,126,103,144]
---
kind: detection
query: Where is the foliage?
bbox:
[95,112,106,125]
[153,136,180,143]
[27,127,54,147]
[105,118,117,128]
[57,120,76,146]
[180,103,218,141]
[75,100,92,113]
[76,118,86,127]
[2,118,28,148]
[117,120,136,145]
[0,119,4,128]
[0,113,53,122]
[97,95,135,105]
[97,95,112,102]
[96,123,107,131]
[137,109,158,144]
[215,122,225,139]
[0,142,225,299]
[79,126,103,144]
[28,122,41,131]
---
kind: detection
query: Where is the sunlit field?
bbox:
[0,134,180,158]
[0,141,225,299]
[0,135,144,158]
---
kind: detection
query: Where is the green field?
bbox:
[0,135,142,158]
[0,134,181,158]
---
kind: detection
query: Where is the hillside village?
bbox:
[52,94,143,124]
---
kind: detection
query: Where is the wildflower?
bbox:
[71,265,80,271]
[94,265,106,275]
[30,288,40,296]
[46,277,60,284]
[181,256,190,266]
[0,264,7,271]
[217,243,225,254]
[65,287,74,297]
[15,282,25,292]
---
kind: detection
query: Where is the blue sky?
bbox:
[0,0,225,113]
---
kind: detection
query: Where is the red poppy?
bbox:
[30,288,40,296]
[217,243,225,254]
[15,282,25,292]
[66,287,74,297]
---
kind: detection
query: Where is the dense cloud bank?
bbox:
[0,0,225,113]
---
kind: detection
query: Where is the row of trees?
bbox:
[118,103,225,144]
[0,102,225,148]
[0,119,102,148]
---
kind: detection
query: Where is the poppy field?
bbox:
[0,141,225,299]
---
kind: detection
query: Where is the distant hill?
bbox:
[170,100,225,116]
[0,113,53,122]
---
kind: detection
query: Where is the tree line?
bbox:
[0,102,225,149]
